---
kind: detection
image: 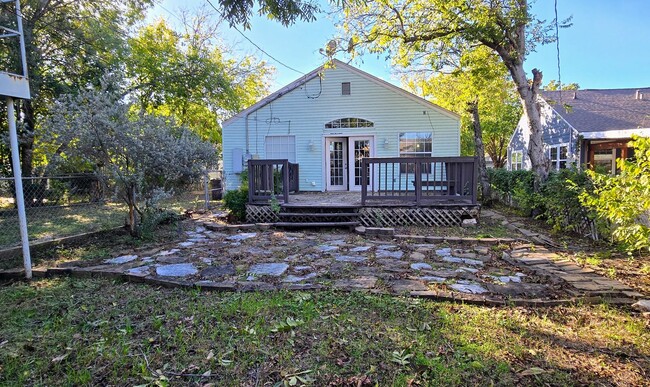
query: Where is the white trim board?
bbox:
[581,128,650,140]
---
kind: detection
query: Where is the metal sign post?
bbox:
[7,97,31,278]
[1,0,32,278]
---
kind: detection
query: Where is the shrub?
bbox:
[580,136,650,252]
[488,167,598,236]
[223,187,248,222]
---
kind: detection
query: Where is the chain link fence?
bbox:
[0,171,223,264]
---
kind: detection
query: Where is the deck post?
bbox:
[415,160,422,205]
[472,156,478,204]
[361,158,368,205]
[247,159,254,203]
[282,159,289,203]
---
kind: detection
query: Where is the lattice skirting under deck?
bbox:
[246,205,279,223]
[358,206,480,227]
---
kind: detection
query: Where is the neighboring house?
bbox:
[507,88,650,174]
[222,59,461,192]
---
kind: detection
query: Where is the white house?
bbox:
[222,59,461,192]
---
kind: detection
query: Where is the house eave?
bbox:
[580,128,650,140]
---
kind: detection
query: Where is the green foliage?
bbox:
[126,18,271,144]
[580,136,650,252]
[223,188,249,222]
[404,47,521,167]
[42,77,217,236]
[137,208,180,240]
[544,80,580,91]
[488,168,597,235]
[488,168,535,207]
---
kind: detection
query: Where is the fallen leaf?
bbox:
[52,353,69,363]
[519,367,546,376]
[206,350,214,360]
[202,370,211,377]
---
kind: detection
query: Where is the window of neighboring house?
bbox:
[265,135,296,162]
[511,151,523,171]
[593,148,615,174]
[549,144,569,170]
[399,132,432,173]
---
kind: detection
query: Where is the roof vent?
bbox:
[636,90,641,100]
[572,91,577,99]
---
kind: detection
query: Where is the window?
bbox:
[511,151,523,171]
[342,82,351,95]
[324,118,374,129]
[399,132,432,173]
[265,135,296,162]
[549,144,569,170]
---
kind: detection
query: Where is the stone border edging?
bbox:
[0,265,637,308]
[0,226,126,261]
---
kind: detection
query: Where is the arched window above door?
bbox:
[325,118,374,129]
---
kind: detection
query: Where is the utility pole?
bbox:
[1,0,32,278]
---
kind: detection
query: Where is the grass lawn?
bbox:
[0,203,127,249]
[0,190,214,250]
[1,278,648,386]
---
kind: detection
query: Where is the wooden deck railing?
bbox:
[248,159,299,204]
[361,156,478,205]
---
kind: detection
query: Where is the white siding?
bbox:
[222,64,460,191]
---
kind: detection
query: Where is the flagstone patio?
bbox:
[6,220,644,307]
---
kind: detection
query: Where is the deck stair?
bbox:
[273,204,361,229]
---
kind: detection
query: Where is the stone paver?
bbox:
[105,255,138,264]
[156,263,198,277]
[248,263,289,277]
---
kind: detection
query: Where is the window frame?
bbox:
[264,135,296,163]
[324,118,374,129]
[548,143,569,171]
[511,151,523,171]
[398,132,433,174]
[341,82,351,95]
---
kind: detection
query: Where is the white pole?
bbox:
[7,97,32,279]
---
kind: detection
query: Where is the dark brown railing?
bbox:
[248,159,299,203]
[361,156,477,205]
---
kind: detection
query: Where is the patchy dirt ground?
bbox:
[22,215,641,306]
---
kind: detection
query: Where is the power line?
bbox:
[554,0,562,104]
[204,0,305,75]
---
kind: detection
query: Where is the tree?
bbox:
[341,0,570,190]
[544,80,579,90]
[0,0,153,176]
[210,0,319,29]
[403,47,521,169]
[43,78,217,236]
[125,16,271,144]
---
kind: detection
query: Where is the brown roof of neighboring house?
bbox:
[542,88,650,133]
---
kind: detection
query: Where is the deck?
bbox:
[279,192,475,208]
[245,157,480,227]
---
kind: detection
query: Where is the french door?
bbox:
[326,136,373,191]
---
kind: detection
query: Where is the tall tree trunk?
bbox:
[506,62,549,191]
[466,98,491,204]
[127,185,138,236]
[19,100,35,176]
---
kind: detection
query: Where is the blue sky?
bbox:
[151,0,650,92]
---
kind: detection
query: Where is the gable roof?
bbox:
[222,59,460,127]
[542,88,650,133]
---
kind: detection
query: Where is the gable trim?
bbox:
[222,59,460,127]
